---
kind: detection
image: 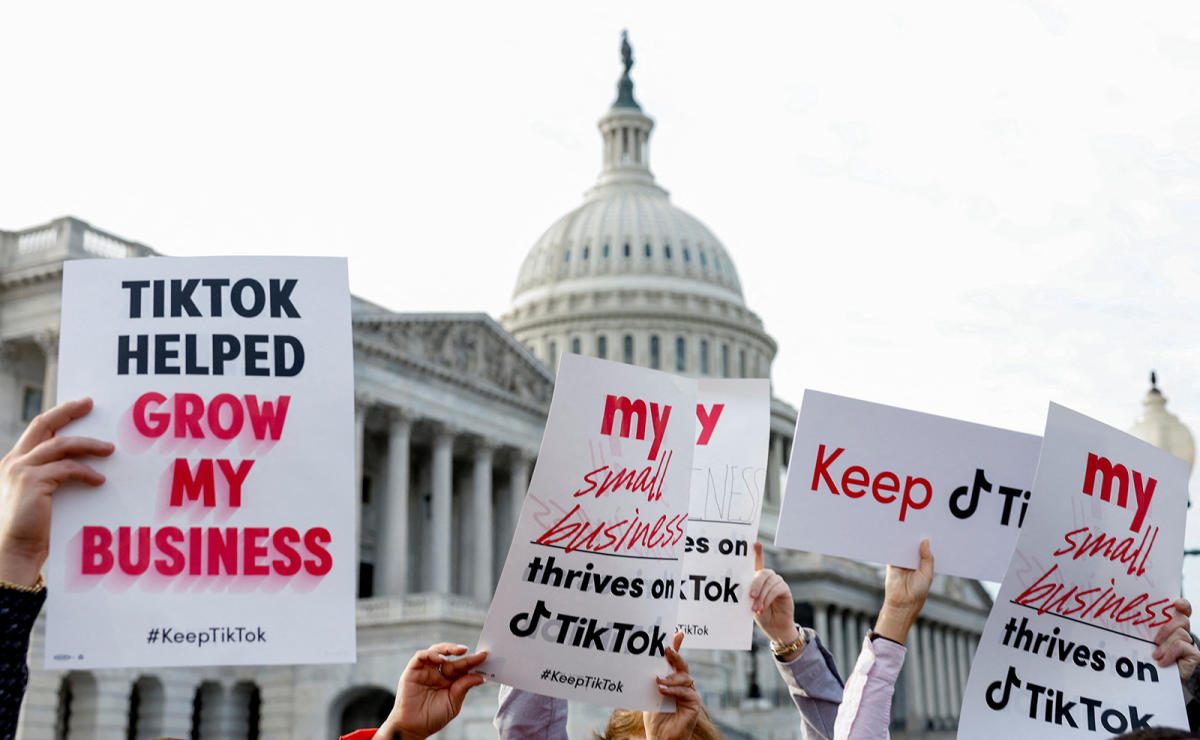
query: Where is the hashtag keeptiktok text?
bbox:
[146,626,267,648]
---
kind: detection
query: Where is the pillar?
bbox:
[958,631,973,693]
[932,626,950,721]
[766,432,783,505]
[378,409,411,597]
[946,629,962,718]
[69,675,131,739]
[353,395,369,565]
[812,602,829,648]
[431,425,454,594]
[509,453,531,535]
[156,674,198,740]
[35,329,59,411]
[919,622,938,723]
[472,438,495,602]
[905,624,926,729]
[829,608,845,673]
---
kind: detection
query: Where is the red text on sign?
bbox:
[1081,452,1158,533]
[810,444,932,522]
[601,395,672,461]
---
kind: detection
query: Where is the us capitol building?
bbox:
[1,35,1185,740]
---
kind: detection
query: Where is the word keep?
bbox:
[810,444,933,522]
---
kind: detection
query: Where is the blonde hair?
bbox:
[594,706,723,740]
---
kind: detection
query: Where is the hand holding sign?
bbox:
[875,539,934,645]
[0,398,113,587]
[644,632,702,740]
[749,542,802,657]
[375,643,488,740]
[1152,598,1200,683]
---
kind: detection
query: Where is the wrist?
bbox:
[767,622,800,647]
[0,548,44,589]
[874,607,917,645]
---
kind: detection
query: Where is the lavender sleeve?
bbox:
[494,684,570,740]
[833,635,906,740]
[773,627,845,740]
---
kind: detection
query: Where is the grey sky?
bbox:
[3,0,1200,589]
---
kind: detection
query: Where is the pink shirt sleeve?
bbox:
[833,635,906,740]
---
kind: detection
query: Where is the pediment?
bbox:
[353,310,553,411]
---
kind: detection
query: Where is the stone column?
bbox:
[958,632,972,693]
[156,674,198,740]
[905,624,926,730]
[431,425,454,594]
[829,608,845,673]
[509,453,531,535]
[812,602,829,646]
[472,438,495,602]
[353,395,370,566]
[919,622,938,722]
[932,625,950,721]
[765,432,782,505]
[34,329,59,411]
[378,409,411,597]
[69,675,131,738]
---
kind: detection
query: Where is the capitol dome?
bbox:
[1129,371,1195,475]
[502,32,776,379]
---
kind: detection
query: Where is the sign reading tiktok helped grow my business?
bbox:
[478,353,696,710]
[958,404,1189,737]
[676,378,769,649]
[46,257,355,668]
[775,390,1042,580]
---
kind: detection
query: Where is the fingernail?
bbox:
[456,644,468,650]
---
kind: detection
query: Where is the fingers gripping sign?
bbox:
[1152,598,1200,683]
[376,643,488,740]
[749,542,802,656]
[0,397,113,587]
[644,631,702,740]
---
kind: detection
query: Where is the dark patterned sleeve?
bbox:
[0,585,47,740]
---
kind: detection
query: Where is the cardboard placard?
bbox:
[676,378,769,649]
[46,257,355,668]
[959,403,1189,736]
[478,353,696,710]
[776,390,1042,580]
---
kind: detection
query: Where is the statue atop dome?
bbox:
[614,30,641,110]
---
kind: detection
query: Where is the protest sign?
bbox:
[775,390,1042,581]
[478,353,696,710]
[958,403,1189,736]
[46,257,355,668]
[676,378,769,650]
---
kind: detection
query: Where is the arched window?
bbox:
[55,676,74,740]
[649,335,661,369]
[722,344,730,378]
[234,681,262,740]
[597,335,607,359]
[675,337,686,372]
[700,340,710,375]
[337,688,396,736]
[623,335,634,364]
[571,337,581,355]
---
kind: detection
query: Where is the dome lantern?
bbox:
[1129,370,1195,476]
[593,31,661,194]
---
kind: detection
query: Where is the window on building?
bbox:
[644,243,652,258]
[582,246,590,260]
[722,344,730,377]
[649,335,660,369]
[700,340,710,374]
[699,251,708,267]
[664,244,672,260]
[624,242,631,257]
[683,247,690,262]
[623,335,634,364]
[563,249,570,263]
[571,337,581,355]
[22,386,43,422]
[714,255,722,272]
[597,335,607,359]
[603,243,610,258]
[675,336,686,372]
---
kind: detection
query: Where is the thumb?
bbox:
[448,673,486,709]
[753,541,764,571]
[918,539,934,577]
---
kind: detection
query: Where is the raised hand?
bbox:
[0,397,113,587]
[875,539,934,645]
[376,643,487,740]
[749,541,803,657]
[1153,598,1200,683]
[643,631,701,740]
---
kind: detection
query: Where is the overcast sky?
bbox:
[3,1,1200,589]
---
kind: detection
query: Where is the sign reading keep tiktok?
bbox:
[46,257,356,669]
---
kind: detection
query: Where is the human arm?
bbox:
[493,684,568,740]
[0,398,113,739]
[833,538,934,740]
[1152,598,1200,731]
[369,643,487,740]
[642,631,702,740]
[750,542,843,739]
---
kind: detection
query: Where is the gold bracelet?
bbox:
[770,631,805,656]
[0,574,45,593]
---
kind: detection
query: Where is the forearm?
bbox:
[773,627,843,740]
[494,684,569,740]
[833,635,905,740]
[0,583,47,740]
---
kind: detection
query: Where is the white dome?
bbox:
[1129,372,1195,474]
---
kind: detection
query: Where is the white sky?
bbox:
[3,1,1200,591]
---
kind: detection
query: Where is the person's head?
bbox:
[1111,729,1199,739]
[595,706,723,740]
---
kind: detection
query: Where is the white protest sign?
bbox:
[46,257,355,668]
[775,390,1042,580]
[959,403,1189,736]
[676,378,769,650]
[478,353,696,710]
